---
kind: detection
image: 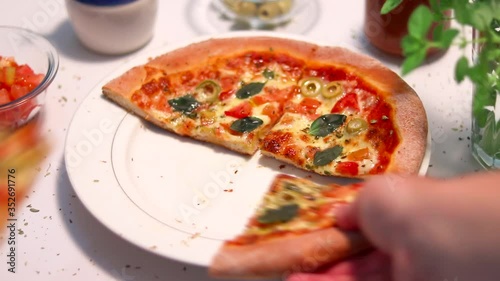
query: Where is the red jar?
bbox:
[364,0,450,56]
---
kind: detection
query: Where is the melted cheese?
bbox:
[261,77,383,176]
[187,68,286,146]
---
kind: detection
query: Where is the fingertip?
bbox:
[333,175,391,230]
[334,203,358,230]
[334,175,395,230]
[286,273,344,281]
[360,174,418,207]
[354,174,426,252]
[285,273,315,281]
[285,274,301,281]
[363,174,406,191]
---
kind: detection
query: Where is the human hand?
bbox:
[287,172,500,281]
[287,250,391,281]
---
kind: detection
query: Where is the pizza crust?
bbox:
[102,66,151,121]
[209,228,370,279]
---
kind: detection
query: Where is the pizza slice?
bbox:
[260,48,427,177]
[209,174,370,279]
[102,38,301,155]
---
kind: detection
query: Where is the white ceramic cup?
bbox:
[65,0,158,55]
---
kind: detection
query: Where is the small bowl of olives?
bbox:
[214,0,296,28]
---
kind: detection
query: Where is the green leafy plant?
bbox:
[382,1,498,73]
[382,0,500,159]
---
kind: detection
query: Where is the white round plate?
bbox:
[65,32,431,267]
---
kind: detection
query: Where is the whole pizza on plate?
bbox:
[101,35,428,278]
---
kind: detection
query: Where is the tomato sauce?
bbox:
[261,131,293,154]
[335,161,359,177]
[141,80,160,96]
[304,66,348,82]
[366,101,400,174]
[262,104,281,124]
[218,89,235,101]
[331,93,360,112]
[131,92,151,109]
[224,101,252,118]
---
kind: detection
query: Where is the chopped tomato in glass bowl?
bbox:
[0,26,58,129]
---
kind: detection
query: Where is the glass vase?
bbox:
[471,29,500,169]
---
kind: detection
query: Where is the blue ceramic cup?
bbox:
[66,0,158,54]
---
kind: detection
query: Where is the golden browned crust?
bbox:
[387,93,428,174]
[102,36,427,172]
[103,66,147,101]
[209,228,370,279]
[102,66,153,125]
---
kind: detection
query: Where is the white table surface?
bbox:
[0,0,483,280]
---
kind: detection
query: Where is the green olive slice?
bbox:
[277,0,293,13]
[346,118,369,134]
[322,81,343,98]
[237,1,257,16]
[222,0,239,11]
[257,2,283,21]
[299,77,323,97]
[194,80,221,103]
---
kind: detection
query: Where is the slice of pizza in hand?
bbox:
[260,47,428,177]
[209,174,370,279]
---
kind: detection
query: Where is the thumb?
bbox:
[337,174,424,253]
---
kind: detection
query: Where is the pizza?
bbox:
[102,36,428,177]
[209,174,370,279]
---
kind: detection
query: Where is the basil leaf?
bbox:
[168,94,199,117]
[230,117,263,133]
[492,19,500,37]
[408,6,434,38]
[473,86,496,128]
[236,82,266,99]
[468,3,494,31]
[435,29,459,49]
[401,36,426,56]
[284,183,302,193]
[380,0,403,14]
[314,145,343,166]
[309,114,347,137]
[257,204,299,224]
[455,56,469,82]
[402,47,428,75]
[263,69,275,80]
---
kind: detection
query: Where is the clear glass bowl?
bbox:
[0,26,59,129]
[213,0,299,28]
